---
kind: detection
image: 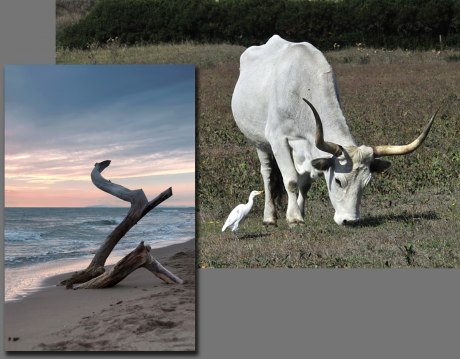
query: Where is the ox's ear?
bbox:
[370,158,391,173]
[312,158,334,171]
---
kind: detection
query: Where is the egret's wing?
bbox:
[222,204,244,232]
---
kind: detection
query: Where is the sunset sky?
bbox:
[5,65,195,207]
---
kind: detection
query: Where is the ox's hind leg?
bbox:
[297,173,312,219]
[269,141,304,224]
[256,148,277,225]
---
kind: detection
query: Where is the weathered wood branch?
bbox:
[141,189,175,218]
[88,187,172,269]
[74,241,182,289]
[91,160,141,203]
[144,258,184,284]
[60,160,173,287]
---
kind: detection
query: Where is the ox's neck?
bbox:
[306,87,357,151]
[319,105,356,148]
[309,69,357,149]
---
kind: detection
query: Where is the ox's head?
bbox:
[302,98,438,226]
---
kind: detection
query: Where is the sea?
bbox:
[4,207,195,301]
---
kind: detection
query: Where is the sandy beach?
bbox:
[4,239,196,351]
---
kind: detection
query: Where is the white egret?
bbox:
[222,190,263,233]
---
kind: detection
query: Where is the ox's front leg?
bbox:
[270,140,304,224]
[297,172,312,219]
[256,148,277,225]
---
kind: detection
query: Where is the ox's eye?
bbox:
[335,178,343,188]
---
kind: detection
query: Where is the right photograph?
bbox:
[57,0,460,269]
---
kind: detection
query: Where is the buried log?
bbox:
[74,241,183,289]
[60,160,175,287]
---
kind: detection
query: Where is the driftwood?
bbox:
[61,160,182,288]
[74,241,182,289]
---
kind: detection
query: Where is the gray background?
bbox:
[1,1,458,358]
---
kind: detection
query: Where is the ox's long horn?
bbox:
[302,98,342,156]
[372,107,440,157]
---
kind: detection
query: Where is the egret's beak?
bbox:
[256,190,264,195]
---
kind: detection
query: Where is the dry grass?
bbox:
[57,41,245,67]
[325,46,460,65]
[56,43,460,268]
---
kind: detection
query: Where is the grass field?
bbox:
[57,42,460,268]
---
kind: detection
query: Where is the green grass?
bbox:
[200,191,459,268]
[56,42,460,268]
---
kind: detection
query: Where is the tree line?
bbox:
[58,0,460,50]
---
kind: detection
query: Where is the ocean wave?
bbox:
[5,250,92,267]
[4,230,43,242]
[81,219,119,226]
[5,207,194,270]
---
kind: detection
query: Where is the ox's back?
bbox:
[232,35,354,152]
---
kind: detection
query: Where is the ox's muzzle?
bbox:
[334,213,360,226]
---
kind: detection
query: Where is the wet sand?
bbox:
[4,239,196,351]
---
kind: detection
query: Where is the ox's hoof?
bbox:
[263,219,277,227]
[287,218,305,227]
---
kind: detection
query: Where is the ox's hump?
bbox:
[240,35,332,75]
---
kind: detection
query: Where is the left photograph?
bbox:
[4,65,196,351]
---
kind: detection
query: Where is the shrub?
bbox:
[58,0,460,50]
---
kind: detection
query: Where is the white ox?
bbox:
[231,35,437,225]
